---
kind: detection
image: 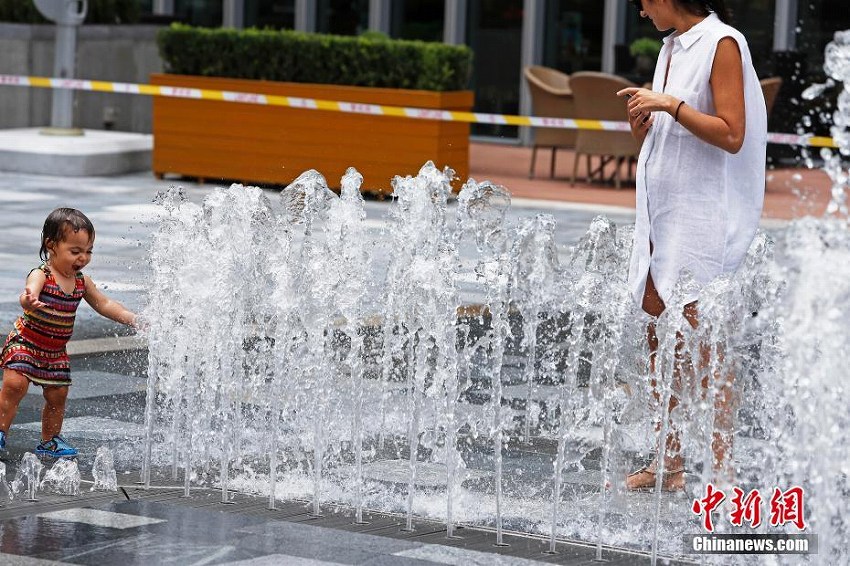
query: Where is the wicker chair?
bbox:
[760,76,782,119]
[524,66,576,179]
[569,72,641,189]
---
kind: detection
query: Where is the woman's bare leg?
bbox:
[0,369,30,433]
[647,280,685,469]
[713,373,735,480]
[626,273,684,490]
[699,340,735,481]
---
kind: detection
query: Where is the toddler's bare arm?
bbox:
[20,269,47,310]
[82,275,137,327]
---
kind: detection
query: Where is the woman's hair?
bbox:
[628,1,733,25]
[682,0,732,24]
[39,208,95,261]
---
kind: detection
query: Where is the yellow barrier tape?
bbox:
[0,74,839,149]
[808,136,837,148]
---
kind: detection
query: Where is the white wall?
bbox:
[0,24,164,132]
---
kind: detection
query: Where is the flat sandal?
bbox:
[626,465,685,492]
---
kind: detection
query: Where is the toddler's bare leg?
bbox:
[42,385,69,441]
[0,369,30,432]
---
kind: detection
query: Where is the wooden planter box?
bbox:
[151,73,473,193]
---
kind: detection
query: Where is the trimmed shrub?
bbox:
[157,24,473,92]
[629,37,663,59]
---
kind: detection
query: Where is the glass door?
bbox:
[244,0,296,29]
[316,0,369,35]
[467,0,523,139]
[543,0,605,75]
[174,0,222,27]
[390,0,445,42]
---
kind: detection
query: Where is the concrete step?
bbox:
[0,128,152,176]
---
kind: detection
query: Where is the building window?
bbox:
[787,0,850,145]
[621,1,775,82]
[245,0,295,29]
[317,0,369,36]
[390,0,444,42]
[796,0,850,78]
[543,0,605,75]
[726,0,775,76]
[174,0,222,27]
[620,3,659,81]
[467,0,523,138]
[137,0,153,16]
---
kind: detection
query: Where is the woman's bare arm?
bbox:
[618,37,746,154]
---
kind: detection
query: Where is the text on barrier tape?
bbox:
[0,74,837,149]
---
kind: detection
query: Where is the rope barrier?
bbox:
[0,74,837,149]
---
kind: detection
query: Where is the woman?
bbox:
[616,0,767,490]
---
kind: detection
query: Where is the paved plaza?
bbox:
[0,167,712,565]
[0,137,827,564]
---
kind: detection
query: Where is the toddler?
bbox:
[0,208,137,458]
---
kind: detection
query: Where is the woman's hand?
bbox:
[618,87,677,119]
[617,87,664,144]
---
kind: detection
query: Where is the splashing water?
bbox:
[0,461,10,502]
[135,32,850,565]
[821,31,850,214]
[92,446,118,491]
[11,453,43,501]
[138,168,847,564]
[41,459,81,496]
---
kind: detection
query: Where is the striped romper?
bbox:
[0,265,86,386]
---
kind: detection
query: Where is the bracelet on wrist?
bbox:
[674,100,686,122]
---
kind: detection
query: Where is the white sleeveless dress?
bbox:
[628,13,767,307]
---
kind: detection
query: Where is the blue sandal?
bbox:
[35,435,78,458]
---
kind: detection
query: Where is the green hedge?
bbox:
[0,0,139,24]
[157,24,473,92]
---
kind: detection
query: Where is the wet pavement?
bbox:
[0,349,699,565]
[0,169,711,565]
[0,488,686,565]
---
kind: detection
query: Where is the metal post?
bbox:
[51,21,77,129]
[774,0,798,52]
[295,0,316,32]
[602,0,623,74]
[443,0,466,45]
[519,0,544,145]
[368,0,390,34]
[153,0,174,14]
[34,0,87,134]
[223,0,245,29]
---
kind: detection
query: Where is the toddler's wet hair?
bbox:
[40,208,95,261]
